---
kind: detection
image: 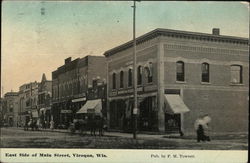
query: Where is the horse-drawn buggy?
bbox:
[69,99,107,136]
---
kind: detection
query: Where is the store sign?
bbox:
[144,85,157,92]
[61,110,72,114]
[110,91,117,97]
[72,97,86,103]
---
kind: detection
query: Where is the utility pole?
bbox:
[132,0,138,139]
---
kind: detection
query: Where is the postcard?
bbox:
[1,1,249,163]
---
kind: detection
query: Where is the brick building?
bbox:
[18,81,39,126]
[2,92,19,127]
[104,28,249,134]
[38,73,52,124]
[52,55,106,128]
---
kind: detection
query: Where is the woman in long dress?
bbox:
[194,115,211,142]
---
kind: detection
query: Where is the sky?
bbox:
[1,1,249,95]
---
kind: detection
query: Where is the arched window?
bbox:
[201,63,209,82]
[112,73,116,89]
[128,68,133,87]
[231,65,243,84]
[145,62,153,83]
[137,66,142,85]
[176,61,185,81]
[120,71,124,88]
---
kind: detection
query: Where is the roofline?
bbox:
[103,28,249,57]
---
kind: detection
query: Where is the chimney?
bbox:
[212,28,220,35]
[65,57,72,64]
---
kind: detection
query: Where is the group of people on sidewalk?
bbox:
[23,119,54,131]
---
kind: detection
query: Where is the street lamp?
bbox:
[132,0,140,139]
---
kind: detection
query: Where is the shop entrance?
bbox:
[165,113,181,133]
[138,96,157,131]
[109,100,126,130]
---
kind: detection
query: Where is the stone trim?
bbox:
[165,84,248,92]
[164,44,248,56]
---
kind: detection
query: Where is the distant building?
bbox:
[18,81,39,126]
[2,92,19,127]
[104,28,249,134]
[38,73,52,124]
[52,55,107,128]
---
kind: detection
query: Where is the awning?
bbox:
[72,97,86,103]
[40,108,45,111]
[77,99,102,115]
[164,94,190,114]
[32,111,39,118]
[40,107,51,112]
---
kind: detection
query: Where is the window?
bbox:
[231,65,242,84]
[145,62,153,83]
[176,61,185,81]
[201,63,209,82]
[120,71,124,88]
[112,73,116,89]
[128,68,132,87]
[137,66,142,85]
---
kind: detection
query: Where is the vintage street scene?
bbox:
[1,1,249,150]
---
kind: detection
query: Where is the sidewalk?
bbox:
[9,127,248,142]
[12,127,181,140]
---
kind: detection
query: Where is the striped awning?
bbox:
[77,99,102,115]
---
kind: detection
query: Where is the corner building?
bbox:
[104,28,249,134]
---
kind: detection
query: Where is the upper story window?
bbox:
[145,62,153,83]
[137,66,142,85]
[128,68,133,87]
[201,63,209,83]
[176,61,185,82]
[120,71,124,88]
[231,65,243,84]
[112,73,116,89]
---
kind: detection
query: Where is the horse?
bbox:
[88,116,104,136]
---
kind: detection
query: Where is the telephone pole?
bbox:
[132,0,138,139]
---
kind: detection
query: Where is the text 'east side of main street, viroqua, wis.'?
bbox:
[5,153,107,158]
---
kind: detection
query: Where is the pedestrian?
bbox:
[96,116,104,136]
[202,115,211,141]
[50,120,54,130]
[103,117,108,131]
[89,115,96,136]
[194,115,211,142]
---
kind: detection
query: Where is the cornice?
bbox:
[103,28,249,57]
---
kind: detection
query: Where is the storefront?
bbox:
[109,94,158,132]
[164,94,190,134]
